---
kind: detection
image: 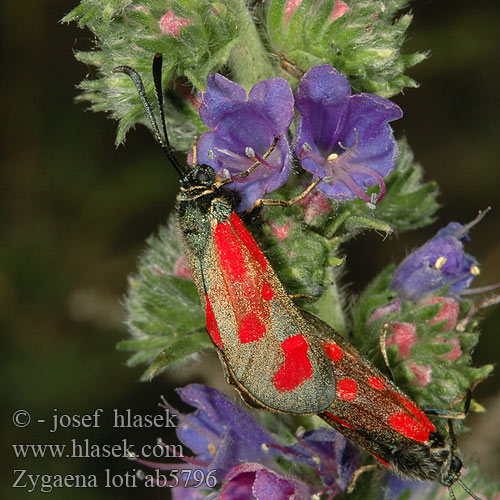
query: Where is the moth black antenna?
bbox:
[112,57,186,177]
[447,486,457,500]
[456,478,482,500]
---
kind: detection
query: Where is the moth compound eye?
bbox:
[195,166,213,185]
[451,456,462,474]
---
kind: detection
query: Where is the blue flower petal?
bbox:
[196,75,294,210]
[390,222,479,301]
[294,64,402,203]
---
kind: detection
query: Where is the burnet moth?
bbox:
[113,54,481,500]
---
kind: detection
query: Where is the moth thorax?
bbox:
[390,433,459,485]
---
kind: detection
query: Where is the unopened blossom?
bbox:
[390,222,479,301]
[385,322,418,359]
[294,65,402,204]
[220,463,312,500]
[196,74,294,211]
[159,11,192,37]
[421,297,459,330]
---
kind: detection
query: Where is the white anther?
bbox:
[245,146,255,158]
[207,149,216,159]
[366,192,378,210]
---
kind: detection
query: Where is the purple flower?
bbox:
[133,384,277,490]
[294,65,402,203]
[382,474,437,500]
[173,384,277,479]
[273,428,359,496]
[196,74,294,211]
[390,222,479,301]
[219,463,312,500]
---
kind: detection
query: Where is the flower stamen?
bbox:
[435,256,448,270]
[470,265,480,276]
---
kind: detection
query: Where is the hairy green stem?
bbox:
[229,0,274,90]
[314,267,347,335]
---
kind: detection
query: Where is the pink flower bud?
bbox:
[284,0,303,23]
[159,11,192,38]
[367,298,402,324]
[436,337,462,362]
[330,0,349,21]
[386,322,417,359]
[269,219,292,241]
[299,189,330,224]
[422,297,459,330]
[174,255,193,280]
[407,361,432,387]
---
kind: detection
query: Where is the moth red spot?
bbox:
[389,413,430,443]
[273,335,313,392]
[229,212,268,271]
[239,313,266,344]
[395,394,436,433]
[214,222,248,281]
[322,341,343,362]
[324,412,355,430]
[373,454,391,468]
[337,378,358,401]
[205,295,222,349]
[367,376,385,391]
[261,282,274,301]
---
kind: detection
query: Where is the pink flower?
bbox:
[159,11,192,37]
[386,322,417,359]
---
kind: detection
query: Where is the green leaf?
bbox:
[266,0,427,97]
[123,217,211,378]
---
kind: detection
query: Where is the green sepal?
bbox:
[266,0,427,97]
[65,0,275,147]
[148,330,213,379]
[374,138,440,233]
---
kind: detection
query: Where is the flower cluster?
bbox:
[134,384,358,499]
[196,65,402,211]
[66,2,500,499]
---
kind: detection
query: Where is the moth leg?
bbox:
[379,323,395,383]
[253,178,321,209]
[233,136,280,179]
[279,54,305,79]
[191,136,202,167]
[288,293,313,300]
[424,380,482,419]
[347,464,380,493]
[214,137,280,188]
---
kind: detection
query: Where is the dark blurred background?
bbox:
[2,0,499,498]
